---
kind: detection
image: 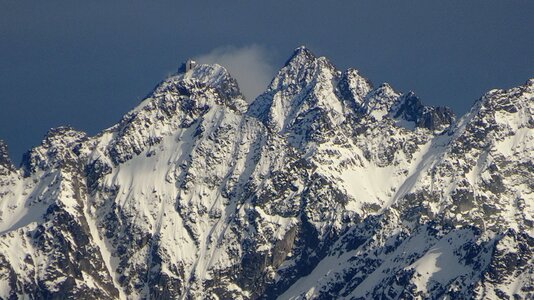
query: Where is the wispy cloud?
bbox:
[194,45,275,102]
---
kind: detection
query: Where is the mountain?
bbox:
[0,47,532,299]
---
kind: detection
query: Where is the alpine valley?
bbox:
[0,47,532,300]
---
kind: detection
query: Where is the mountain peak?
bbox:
[248,47,342,134]
[42,126,86,146]
[161,63,240,94]
[150,63,247,113]
[391,92,455,131]
[338,68,374,109]
[284,45,316,67]
[473,76,534,117]
[360,82,401,120]
[105,62,249,165]
[21,126,87,175]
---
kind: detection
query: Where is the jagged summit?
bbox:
[338,68,374,108]
[390,92,455,131]
[269,46,335,91]
[250,47,454,138]
[0,47,532,299]
[283,45,316,66]
[159,62,244,100]
[105,62,249,165]
[21,126,87,175]
[248,47,342,135]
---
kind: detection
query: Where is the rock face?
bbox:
[0,48,532,299]
[0,141,14,176]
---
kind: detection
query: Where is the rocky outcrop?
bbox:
[0,47,532,299]
[0,140,14,176]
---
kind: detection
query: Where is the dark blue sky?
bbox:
[1,1,533,163]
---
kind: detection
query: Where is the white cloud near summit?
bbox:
[194,45,276,102]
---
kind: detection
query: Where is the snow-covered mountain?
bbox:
[0,46,532,299]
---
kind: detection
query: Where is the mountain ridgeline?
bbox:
[0,47,532,299]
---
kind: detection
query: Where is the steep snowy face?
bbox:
[431,78,534,231]
[452,78,534,155]
[359,82,400,120]
[0,48,532,300]
[80,63,272,299]
[248,47,346,142]
[281,79,534,300]
[0,63,255,299]
[337,68,373,109]
[0,125,118,299]
[105,63,248,165]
